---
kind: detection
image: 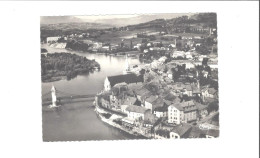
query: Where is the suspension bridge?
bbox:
[42,85,96,107]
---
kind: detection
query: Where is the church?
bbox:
[104,74,144,91]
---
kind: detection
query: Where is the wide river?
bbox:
[41,44,144,141]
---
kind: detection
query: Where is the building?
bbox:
[205,129,219,138]
[144,95,158,110]
[168,100,198,124]
[188,126,205,138]
[125,105,149,121]
[154,129,170,139]
[201,87,218,101]
[143,111,157,127]
[154,104,168,118]
[104,74,144,91]
[169,123,192,139]
[134,87,151,101]
[47,36,61,43]
[195,102,208,119]
[93,42,103,49]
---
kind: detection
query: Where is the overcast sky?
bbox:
[41,13,194,26]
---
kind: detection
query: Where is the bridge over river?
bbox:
[42,85,96,106]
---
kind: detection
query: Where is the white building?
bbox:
[168,101,198,124]
[47,37,61,43]
[125,105,148,120]
[168,104,183,124]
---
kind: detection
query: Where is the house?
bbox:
[144,95,158,110]
[101,95,111,109]
[208,62,218,69]
[154,104,168,118]
[101,46,110,51]
[122,96,137,106]
[121,105,129,114]
[134,87,151,101]
[154,129,170,139]
[168,103,184,124]
[104,74,144,91]
[143,111,157,127]
[121,117,135,129]
[188,126,205,138]
[201,87,218,100]
[185,62,195,69]
[143,49,149,53]
[168,100,198,124]
[195,102,208,119]
[167,69,173,79]
[172,51,185,58]
[169,123,192,139]
[183,84,193,96]
[46,36,61,43]
[93,42,103,49]
[151,98,165,111]
[110,93,124,109]
[205,129,219,138]
[125,105,149,121]
[155,130,171,139]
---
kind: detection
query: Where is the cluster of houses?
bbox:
[95,53,219,138]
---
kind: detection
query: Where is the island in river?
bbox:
[41,52,100,82]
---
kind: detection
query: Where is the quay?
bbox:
[95,105,150,139]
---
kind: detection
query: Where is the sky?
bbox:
[75,14,140,20]
[41,13,194,26]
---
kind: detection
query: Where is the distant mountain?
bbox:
[123,13,217,34]
[41,16,84,25]
[91,13,194,27]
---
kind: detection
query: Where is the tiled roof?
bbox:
[154,104,168,112]
[206,129,219,137]
[123,97,137,105]
[189,126,205,138]
[208,88,217,95]
[135,87,150,96]
[144,112,157,124]
[126,105,148,114]
[185,85,192,91]
[170,103,184,111]
[195,102,208,110]
[192,85,201,93]
[145,95,158,103]
[152,98,165,109]
[107,74,144,87]
[170,123,192,137]
[181,100,195,107]
[155,129,170,138]
[140,91,153,101]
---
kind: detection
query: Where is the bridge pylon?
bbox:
[50,85,59,108]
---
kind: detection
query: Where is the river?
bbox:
[41,44,144,141]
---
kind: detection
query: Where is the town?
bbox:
[41,13,219,139]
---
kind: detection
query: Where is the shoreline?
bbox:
[94,104,150,139]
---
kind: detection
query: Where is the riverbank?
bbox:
[95,104,149,139]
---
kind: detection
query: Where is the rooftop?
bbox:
[206,129,219,137]
[107,74,144,87]
[208,88,217,95]
[126,105,148,114]
[170,123,192,137]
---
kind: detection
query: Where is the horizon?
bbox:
[41,13,195,26]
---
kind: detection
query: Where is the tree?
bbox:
[208,101,219,113]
